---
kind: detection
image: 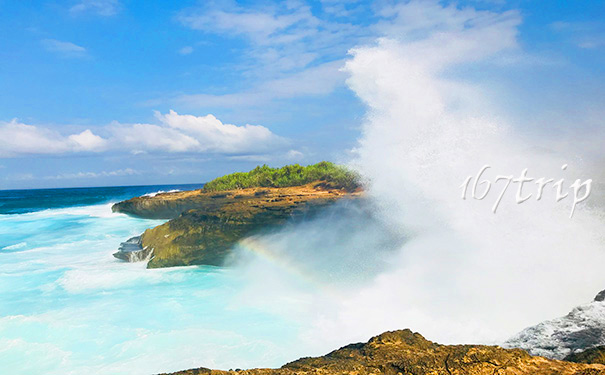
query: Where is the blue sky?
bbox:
[0,0,604,189]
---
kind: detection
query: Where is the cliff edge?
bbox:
[113,182,361,268]
[112,162,362,269]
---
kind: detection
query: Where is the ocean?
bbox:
[0,184,310,375]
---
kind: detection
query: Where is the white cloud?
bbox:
[178,61,347,108]
[110,121,201,153]
[148,110,285,153]
[46,168,139,180]
[178,2,368,80]
[178,46,194,55]
[68,129,108,151]
[70,0,120,16]
[41,39,87,58]
[0,112,286,157]
[0,120,105,157]
[375,1,521,69]
[174,1,517,111]
[320,0,364,17]
[550,21,605,49]
[179,6,310,46]
[173,2,365,110]
[286,149,304,160]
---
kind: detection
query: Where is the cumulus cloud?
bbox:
[160,111,280,152]
[68,129,108,151]
[111,122,200,153]
[70,0,120,16]
[113,111,285,154]
[0,111,286,157]
[0,120,105,157]
[41,39,87,58]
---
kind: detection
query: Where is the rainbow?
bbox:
[237,236,332,292]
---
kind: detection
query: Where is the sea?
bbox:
[0,184,313,375]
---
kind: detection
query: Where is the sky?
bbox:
[0,0,604,189]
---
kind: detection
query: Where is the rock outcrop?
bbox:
[112,182,361,268]
[566,346,605,365]
[159,329,605,375]
[505,290,605,359]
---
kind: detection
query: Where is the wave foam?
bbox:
[2,242,27,251]
[142,190,181,198]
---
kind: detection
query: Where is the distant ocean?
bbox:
[0,184,312,375]
[0,183,205,215]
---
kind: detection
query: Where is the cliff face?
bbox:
[112,182,361,268]
[160,329,605,375]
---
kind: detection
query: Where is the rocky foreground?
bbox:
[159,329,605,375]
[112,182,361,268]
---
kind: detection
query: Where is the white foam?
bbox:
[142,189,180,198]
[57,265,185,294]
[2,242,27,250]
[0,203,122,219]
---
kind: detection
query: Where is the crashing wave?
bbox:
[112,236,154,263]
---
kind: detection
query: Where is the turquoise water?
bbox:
[0,186,310,375]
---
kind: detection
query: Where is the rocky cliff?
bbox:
[505,290,605,360]
[159,329,605,375]
[113,182,361,268]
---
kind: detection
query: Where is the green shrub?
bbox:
[203,162,360,192]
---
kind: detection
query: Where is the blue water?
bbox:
[0,185,320,375]
[0,184,204,215]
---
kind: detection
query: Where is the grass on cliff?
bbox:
[202,162,361,192]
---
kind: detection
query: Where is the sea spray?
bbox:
[339,5,605,343]
[231,1,605,352]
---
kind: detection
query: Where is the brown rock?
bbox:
[157,329,605,375]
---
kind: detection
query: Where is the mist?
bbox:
[229,0,605,353]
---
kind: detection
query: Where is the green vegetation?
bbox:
[202,162,361,192]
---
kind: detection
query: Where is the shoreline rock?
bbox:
[112,182,362,268]
[158,329,605,375]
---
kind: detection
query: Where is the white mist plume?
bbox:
[332,3,605,343]
[232,0,605,353]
